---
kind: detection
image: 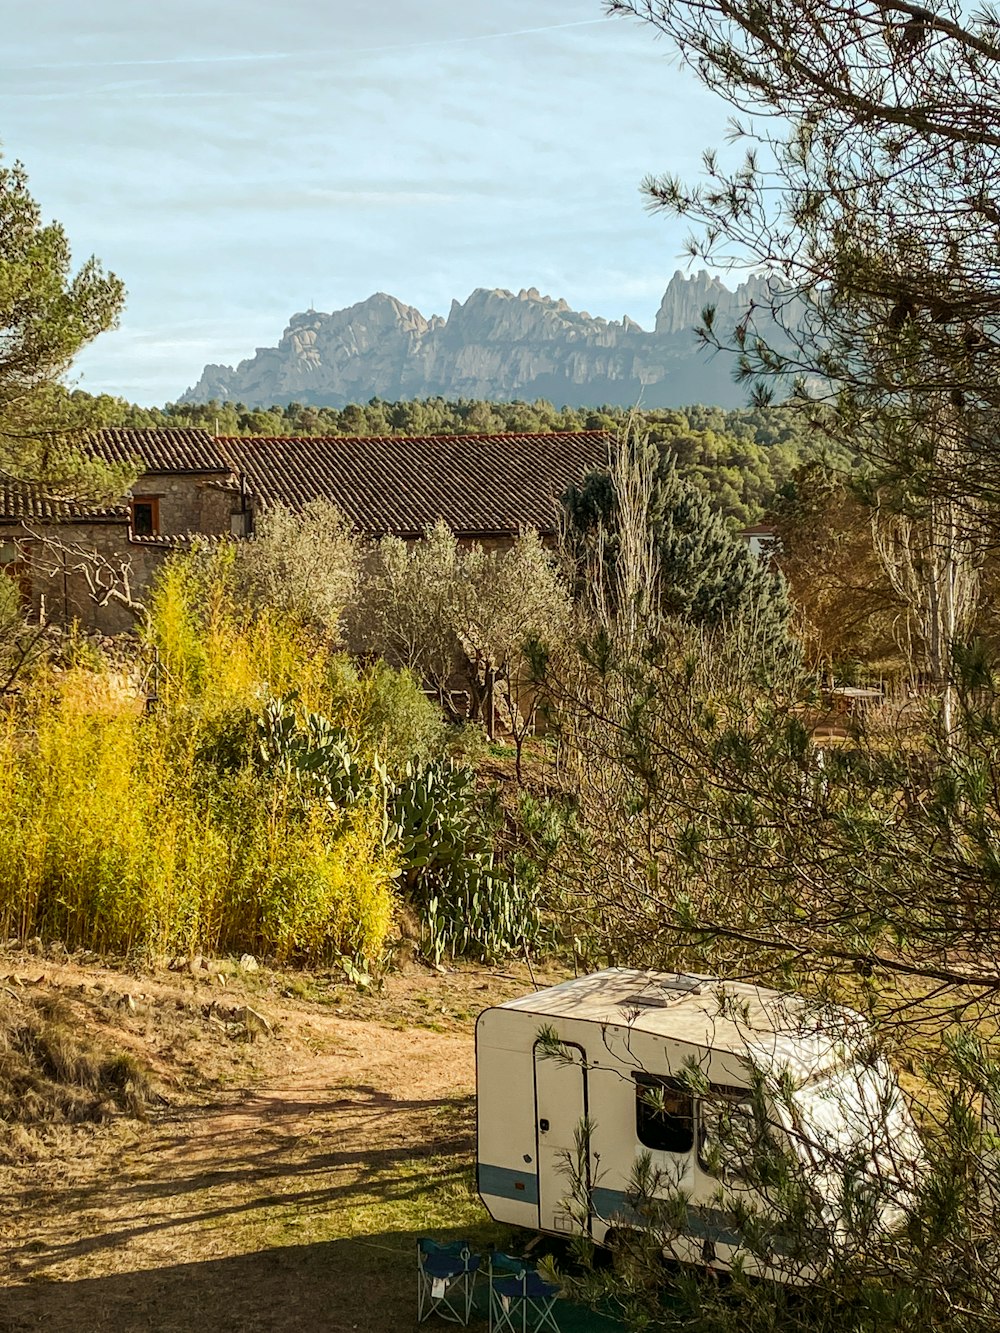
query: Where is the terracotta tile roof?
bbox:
[85,427,230,474]
[0,428,228,523]
[0,483,128,525]
[216,431,612,537]
[128,532,232,548]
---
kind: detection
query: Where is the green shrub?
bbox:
[0,655,397,966]
[240,694,543,963]
[389,761,543,964]
[324,655,447,773]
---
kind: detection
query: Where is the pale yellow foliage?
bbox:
[0,556,399,963]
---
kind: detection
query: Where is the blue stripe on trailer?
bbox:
[591,1189,746,1249]
[482,1171,792,1258]
[479,1163,539,1205]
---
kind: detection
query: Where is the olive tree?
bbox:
[231,499,360,642]
[353,521,571,769]
[456,529,571,774]
[350,520,466,711]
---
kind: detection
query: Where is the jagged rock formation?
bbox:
[181,271,790,409]
[653,271,776,335]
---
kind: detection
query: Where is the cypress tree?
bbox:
[562,436,791,647]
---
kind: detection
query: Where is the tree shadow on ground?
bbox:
[0,1227,629,1333]
[4,1088,477,1281]
[0,1227,486,1333]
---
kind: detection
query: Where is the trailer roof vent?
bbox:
[657,974,706,993]
[626,977,706,1007]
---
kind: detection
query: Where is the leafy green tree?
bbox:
[237,406,285,436]
[350,521,466,713]
[352,522,571,765]
[0,154,128,499]
[229,498,361,642]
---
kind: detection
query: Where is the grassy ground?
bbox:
[0,948,567,1332]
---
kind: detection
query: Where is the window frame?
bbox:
[633,1072,695,1155]
[130,496,161,537]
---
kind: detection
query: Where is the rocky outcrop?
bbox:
[180,272,791,409]
[653,270,778,335]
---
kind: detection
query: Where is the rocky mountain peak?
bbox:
[180,272,790,410]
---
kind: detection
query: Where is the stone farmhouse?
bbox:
[0,427,611,634]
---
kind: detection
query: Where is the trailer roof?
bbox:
[496,969,869,1081]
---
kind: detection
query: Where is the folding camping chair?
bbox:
[416,1238,481,1325]
[488,1252,561,1333]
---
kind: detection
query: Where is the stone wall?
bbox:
[3,520,171,636]
[1,468,248,635]
[129,470,239,537]
[199,481,245,535]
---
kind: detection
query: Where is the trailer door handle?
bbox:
[539,1118,550,1133]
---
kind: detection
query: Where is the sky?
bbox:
[3,1,737,405]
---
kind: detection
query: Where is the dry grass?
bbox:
[0,990,158,1163]
[0,948,557,1332]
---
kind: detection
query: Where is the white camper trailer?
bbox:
[476,969,919,1280]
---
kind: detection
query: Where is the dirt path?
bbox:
[0,957,544,1332]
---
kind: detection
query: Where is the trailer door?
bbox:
[533,1040,589,1236]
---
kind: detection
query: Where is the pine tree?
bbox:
[0,153,128,500]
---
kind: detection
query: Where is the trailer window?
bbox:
[698,1085,756,1180]
[634,1074,694,1153]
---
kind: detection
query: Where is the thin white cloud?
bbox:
[8,17,611,74]
[0,88,242,102]
[445,17,612,43]
[304,188,463,207]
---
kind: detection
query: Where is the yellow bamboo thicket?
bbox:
[0,555,398,963]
